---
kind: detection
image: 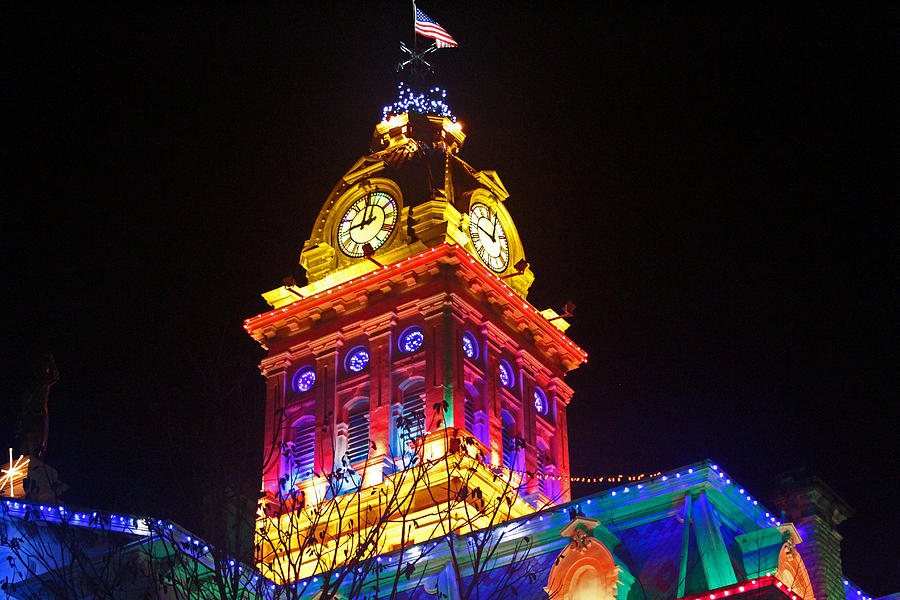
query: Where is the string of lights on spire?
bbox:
[381,82,455,122]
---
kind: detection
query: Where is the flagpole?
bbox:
[411,0,417,53]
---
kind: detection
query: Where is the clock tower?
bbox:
[245,97,586,582]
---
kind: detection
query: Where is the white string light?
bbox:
[382,82,455,122]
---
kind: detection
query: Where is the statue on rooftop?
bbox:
[15,351,59,458]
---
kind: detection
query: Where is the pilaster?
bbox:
[315,347,339,475]
[366,321,394,476]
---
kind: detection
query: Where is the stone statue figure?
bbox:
[15,352,59,458]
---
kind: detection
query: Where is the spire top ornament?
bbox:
[397,41,438,74]
[388,4,458,122]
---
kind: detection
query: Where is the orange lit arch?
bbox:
[545,520,619,600]
[776,542,816,600]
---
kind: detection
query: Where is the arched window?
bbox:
[536,439,554,497]
[290,417,316,483]
[400,385,425,446]
[463,381,488,449]
[345,402,369,466]
[392,381,426,463]
[501,409,517,470]
[464,395,476,434]
[537,449,547,495]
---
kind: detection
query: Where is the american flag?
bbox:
[414,8,458,48]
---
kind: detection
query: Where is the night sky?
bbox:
[3,5,896,596]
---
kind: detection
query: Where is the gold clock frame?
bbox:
[462,189,533,296]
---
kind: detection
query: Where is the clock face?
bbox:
[337,191,398,257]
[468,202,510,272]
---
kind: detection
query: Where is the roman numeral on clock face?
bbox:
[468,201,510,273]
[337,190,399,258]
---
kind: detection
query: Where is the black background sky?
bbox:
[3,4,897,596]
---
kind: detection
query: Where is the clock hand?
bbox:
[478,223,495,242]
[353,196,373,228]
[362,197,371,224]
[351,201,378,231]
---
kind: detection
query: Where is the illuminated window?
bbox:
[464,395,476,434]
[346,404,369,465]
[501,410,517,470]
[345,346,370,373]
[391,381,427,463]
[292,367,316,393]
[533,388,548,415]
[537,452,546,494]
[462,331,478,359]
[400,387,425,448]
[463,382,488,448]
[398,326,424,353]
[537,440,554,497]
[498,360,514,388]
[290,418,316,483]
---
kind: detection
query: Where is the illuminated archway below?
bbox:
[776,542,816,600]
[545,518,619,600]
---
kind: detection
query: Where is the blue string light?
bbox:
[346,347,370,373]
[399,326,425,353]
[382,83,456,122]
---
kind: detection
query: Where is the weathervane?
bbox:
[397,2,457,75]
[384,4,459,121]
[397,41,438,73]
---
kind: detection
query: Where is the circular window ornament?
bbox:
[399,326,424,353]
[498,360,514,388]
[533,388,548,415]
[292,367,317,393]
[462,332,478,360]
[345,347,370,373]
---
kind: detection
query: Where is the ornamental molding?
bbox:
[246,244,586,371]
[545,517,620,600]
